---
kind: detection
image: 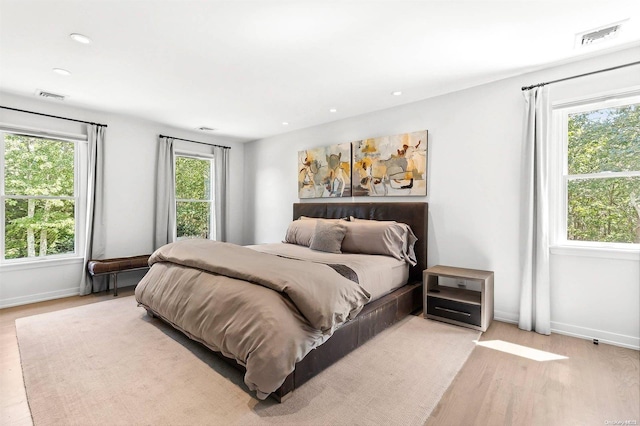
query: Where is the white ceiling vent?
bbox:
[576,21,626,47]
[35,89,66,101]
[198,126,216,131]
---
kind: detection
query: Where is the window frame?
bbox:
[550,90,640,256]
[0,129,88,265]
[174,150,216,241]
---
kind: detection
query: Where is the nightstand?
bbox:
[423,265,494,332]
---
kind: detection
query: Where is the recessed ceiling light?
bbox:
[53,68,71,76]
[282,122,289,126]
[70,33,92,44]
[391,91,402,96]
[329,108,337,113]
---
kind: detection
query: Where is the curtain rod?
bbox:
[521,60,640,91]
[0,105,108,127]
[159,134,231,149]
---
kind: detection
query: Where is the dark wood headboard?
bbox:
[293,202,428,282]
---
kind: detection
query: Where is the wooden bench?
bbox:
[87,255,151,296]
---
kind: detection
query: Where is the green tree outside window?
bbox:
[3,134,76,259]
[566,103,640,244]
[175,156,213,240]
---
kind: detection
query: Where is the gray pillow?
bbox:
[309,221,347,254]
[284,217,348,247]
[301,216,348,223]
[284,219,317,247]
[342,219,418,265]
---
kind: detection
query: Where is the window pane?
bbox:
[567,177,640,244]
[4,198,75,259]
[3,134,75,196]
[175,157,210,200]
[176,201,210,239]
[568,104,639,175]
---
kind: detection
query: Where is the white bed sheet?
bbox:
[246,243,409,302]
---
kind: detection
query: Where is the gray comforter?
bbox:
[135,240,371,399]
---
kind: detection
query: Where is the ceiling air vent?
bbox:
[35,89,66,101]
[198,126,216,131]
[577,21,625,47]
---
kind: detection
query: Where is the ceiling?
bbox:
[1,1,639,143]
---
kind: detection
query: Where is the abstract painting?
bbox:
[351,130,428,196]
[298,143,352,198]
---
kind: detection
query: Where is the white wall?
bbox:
[1,48,637,348]
[243,47,640,349]
[0,92,245,307]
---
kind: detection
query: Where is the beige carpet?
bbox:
[16,296,479,426]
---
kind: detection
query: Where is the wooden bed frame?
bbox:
[155,201,428,402]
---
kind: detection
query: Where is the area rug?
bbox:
[16,296,479,426]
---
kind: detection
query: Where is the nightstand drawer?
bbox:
[426,297,481,327]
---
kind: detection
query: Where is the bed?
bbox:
[135,202,428,402]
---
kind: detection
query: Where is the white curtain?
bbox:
[519,86,551,335]
[154,136,176,249]
[80,125,106,295]
[213,146,229,242]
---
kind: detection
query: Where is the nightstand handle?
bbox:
[435,307,471,317]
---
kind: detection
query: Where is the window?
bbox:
[553,93,640,247]
[175,154,216,240]
[1,132,80,261]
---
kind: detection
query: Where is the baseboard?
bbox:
[0,287,80,309]
[494,310,518,324]
[550,320,639,351]
[493,310,639,350]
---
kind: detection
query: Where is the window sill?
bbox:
[0,256,84,272]
[550,245,640,261]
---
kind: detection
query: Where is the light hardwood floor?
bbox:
[428,320,639,426]
[1,289,638,426]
